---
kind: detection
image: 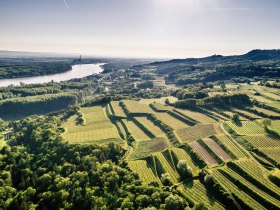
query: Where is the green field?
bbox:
[110,101,127,118]
[154,112,189,129]
[122,119,150,141]
[175,108,217,123]
[135,117,165,137]
[226,121,266,135]
[62,106,121,144]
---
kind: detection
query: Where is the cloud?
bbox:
[63,0,70,9]
[202,7,250,11]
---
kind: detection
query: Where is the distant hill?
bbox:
[133,49,280,85]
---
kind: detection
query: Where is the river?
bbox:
[0,63,104,87]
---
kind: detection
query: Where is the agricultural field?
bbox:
[253,106,280,117]
[202,138,232,161]
[128,137,171,160]
[169,147,199,175]
[213,135,247,158]
[150,103,174,112]
[139,96,178,105]
[211,169,267,210]
[271,120,280,131]
[134,117,165,137]
[177,181,225,210]
[153,112,189,129]
[225,121,266,135]
[109,101,127,118]
[154,152,180,184]
[242,135,280,148]
[231,108,262,119]
[62,106,121,144]
[122,119,150,141]
[258,147,280,164]
[252,95,275,104]
[176,124,222,143]
[189,141,218,166]
[128,160,161,185]
[175,108,217,123]
[123,100,154,114]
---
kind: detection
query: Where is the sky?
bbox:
[0,0,279,58]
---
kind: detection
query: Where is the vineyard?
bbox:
[177,181,225,210]
[139,96,178,105]
[122,119,150,141]
[134,117,165,137]
[202,138,232,161]
[153,112,189,129]
[154,152,180,184]
[213,135,247,158]
[128,137,170,160]
[150,103,174,112]
[128,160,161,185]
[189,141,218,166]
[110,101,127,118]
[242,135,280,148]
[226,121,266,135]
[176,124,222,143]
[175,108,217,123]
[123,100,154,114]
[62,106,121,144]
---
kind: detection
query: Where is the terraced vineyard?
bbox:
[226,121,266,135]
[253,106,280,117]
[123,100,154,114]
[128,160,161,185]
[122,119,150,141]
[139,96,178,105]
[134,117,165,137]
[170,147,199,174]
[62,107,121,144]
[242,135,280,148]
[150,103,174,112]
[203,138,232,161]
[221,167,280,208]
[154,152,179,184]
[189,141,218,166]
[110,101,127,118]
[212,170,266,210]
[214,135,247,158]
[175,108,217,123]
[231,108,262,119]
[128,137,170,160]
[176,124,222,143]
[177,181,225,210]
[259,147,280,164]
[153,112,189,129]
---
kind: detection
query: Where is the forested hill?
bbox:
[134,49,280,85]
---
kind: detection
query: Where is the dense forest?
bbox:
[0,114,189,209]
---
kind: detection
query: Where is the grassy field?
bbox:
[128,137,171,160]
[226,121,266,135]
[62,106,121,144]
[175,109,217,123]
[176,124,222,143]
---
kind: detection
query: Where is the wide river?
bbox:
[0,63,104,87]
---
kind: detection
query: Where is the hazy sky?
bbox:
[0,0,279,58]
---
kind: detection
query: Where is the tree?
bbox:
[194,203,209,210]
[160,173,172,186]
[231,114,240,124]
[164,194,185,210]
[177,160,193,179]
